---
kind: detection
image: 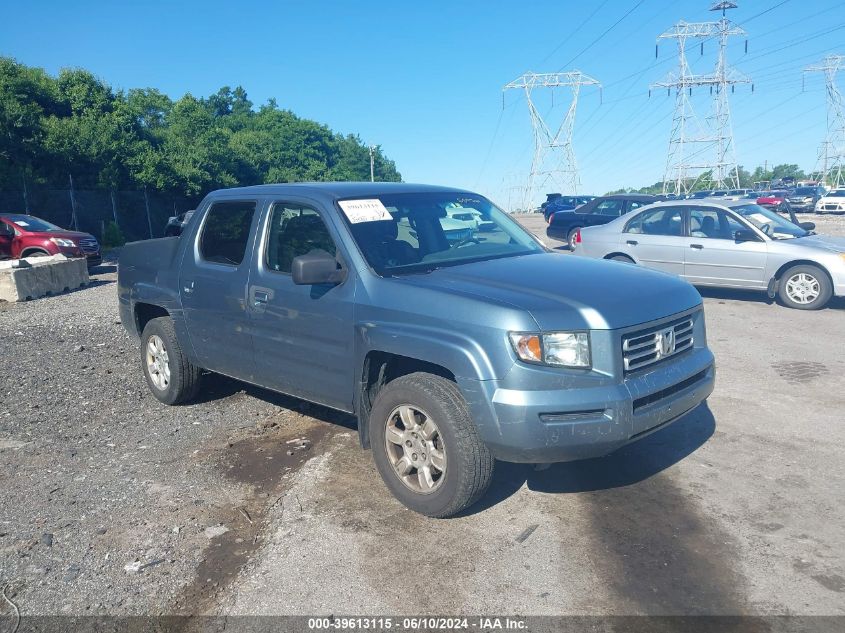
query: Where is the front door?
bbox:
[0,221,13,258]
[248,200,356,412]
[179,199,262,379]
[684,207,769,289]
[621,205,687,276]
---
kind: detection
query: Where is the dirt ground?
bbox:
[0,215,843,620]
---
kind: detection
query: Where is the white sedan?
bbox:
[815,189,845,213]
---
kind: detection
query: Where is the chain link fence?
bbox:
[0,188,198,243]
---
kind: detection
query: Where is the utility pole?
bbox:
[369,145,375,182]
[503,71,601,209]
[804,54,845,189]
[651,2,751,195]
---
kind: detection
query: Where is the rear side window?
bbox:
[199,201,257,266]
[626,206,684,236]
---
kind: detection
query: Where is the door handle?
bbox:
[253,290,269,306]
[626,240,638,246]
[183,281,195,294]
[690,243,704,250]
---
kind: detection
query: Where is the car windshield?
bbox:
[794,187,815,195]
[732,204,808,240]
[827,190,845,197]
[339,192,545,275]
[1,214,64,232]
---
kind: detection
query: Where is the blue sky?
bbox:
[2,0,843,207]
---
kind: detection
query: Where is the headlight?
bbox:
[49,238,76,247]
[509,331,591,368]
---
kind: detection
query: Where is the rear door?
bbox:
[247,199,356,412]
[584,198,625,228]
[684,207,768,289]
[621,205,687,276]
[179,198,262,379]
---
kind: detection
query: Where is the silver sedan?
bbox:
[572,198,845,310]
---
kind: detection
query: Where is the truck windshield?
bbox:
[338,192,545,275]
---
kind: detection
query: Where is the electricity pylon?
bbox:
[804,54,845,189]
[503,71,601,208]
[652,2,750,195]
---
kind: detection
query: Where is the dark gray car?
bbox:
[118,183,715,517]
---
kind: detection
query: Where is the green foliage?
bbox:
[0,57,401,197]
[102,220,126,248]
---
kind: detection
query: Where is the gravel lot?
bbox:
[1,214,844,619]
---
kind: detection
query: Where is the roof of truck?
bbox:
[207,182,474,199]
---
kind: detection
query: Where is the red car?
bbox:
[756,190,792,213]
[0,213,101,268]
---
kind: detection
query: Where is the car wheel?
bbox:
[141,317,202,404]
[778,265,832,310]
[369,372,494,518]
[567,227,581,250]
[609,255,635,264]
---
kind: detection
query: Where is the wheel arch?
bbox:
[134,302,170,338]
[604,252,635,262]
[20,247,52,257]
[357,350,456,449]
[769,259,834,296]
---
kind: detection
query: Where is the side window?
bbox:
[626,206,684,236]
[628,200,646,212]
[266,204,337,273]
[199,201,257,266]
[595,200,624,216]
[690,208,744,239]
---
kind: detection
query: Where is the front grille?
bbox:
[622,316,694,373]
[78,237,99,253]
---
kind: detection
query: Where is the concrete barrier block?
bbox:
[0,256,90,302]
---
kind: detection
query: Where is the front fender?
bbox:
[356,321,501,381]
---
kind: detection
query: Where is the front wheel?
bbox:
[778,265,832,310]
[141,317,202,404]
[369,372,494,518]
[567,227,581,250]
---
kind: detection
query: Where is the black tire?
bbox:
[609,254,635,264]
[777,264,832,310]
[567,227,581,250]
[369,372,494,518]
[140,317,202,404]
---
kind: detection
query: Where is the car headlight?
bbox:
[49,238,76,247]
[509,331,591,368]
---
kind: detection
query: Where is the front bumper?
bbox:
[460,313,715,463]
[85,252,102,268]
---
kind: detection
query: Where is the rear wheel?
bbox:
[141,317,202,404]
[778,265,832,310]
[567,227,581,250]
[369,372,494,518]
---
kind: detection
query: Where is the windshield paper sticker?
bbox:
[338,199,392,223]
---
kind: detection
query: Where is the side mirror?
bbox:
[291,250,346,286]
[799,221,816,231]
[734,229,759,242]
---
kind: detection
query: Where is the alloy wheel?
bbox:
[145,334,171,390]
[384,405,446,494]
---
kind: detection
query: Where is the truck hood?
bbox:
[393,253,701,331]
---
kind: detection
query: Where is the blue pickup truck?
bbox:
[118,183,715,517]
